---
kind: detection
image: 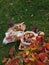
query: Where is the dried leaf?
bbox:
[2,57,8,63]
[9,46,15,57]
[24,58,29,63]
[5,57,20,65]
[44,43,49,50]
[39,52,46,61]
[35,61,44,65]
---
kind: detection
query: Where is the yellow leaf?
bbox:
[26,51,29,55]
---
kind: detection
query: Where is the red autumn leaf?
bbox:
[5,58,12,65]
[19,52,24,55]
[44,43,49,50]
[9,46,15,57]
[35,61,44,65]
[29,57,35,62]
[29,43,33,47]
[2,57,8,63]
[39,52,46,61]
[30,43,38,49]
[45,61,49,65]
[41,47,46,52]
[34,52,39,59]
[19,52,26,57]
[36,36,44,43]
[5,57,20,65]
[24,58,29,63]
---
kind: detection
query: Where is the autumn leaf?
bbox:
[9,46,15,57]
[41,47,46,52]
[44,43,49,50]
[2,57,8,63]
[35,61,44,65]
[5,57,20,65]
[36,36,44,43]
[30,43,38,50]
[24,58,29,63]
[39,52,46,61]
[29,57,35,62]
[34,52,39,59]
[25,50,29,55]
